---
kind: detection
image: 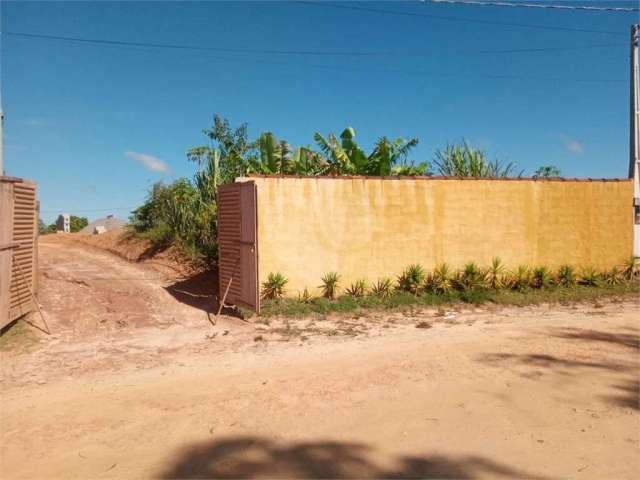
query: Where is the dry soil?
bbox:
[0,235,638,479]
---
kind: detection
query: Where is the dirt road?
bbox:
[1,236,639,479]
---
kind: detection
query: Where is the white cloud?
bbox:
[560,135,584,155]
[126,151,170,173]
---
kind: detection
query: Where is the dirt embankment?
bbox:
[55,228,200,278]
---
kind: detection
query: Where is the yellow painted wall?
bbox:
[246,177,633,297]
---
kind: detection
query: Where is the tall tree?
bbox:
[188,115,256,184]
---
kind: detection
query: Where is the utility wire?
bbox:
[425,0,640,12]
[295,1,627,35]
[1,31,384,57]
[3,31,625,82]
[2,30,625,56]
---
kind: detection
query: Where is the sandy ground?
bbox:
[0,235,639,479]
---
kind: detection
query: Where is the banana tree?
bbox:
[290,146,327,175]
[368,136,421,175]
[248,132,292,174]
[313,127,368,174]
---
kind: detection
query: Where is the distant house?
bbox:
[56,214,70,233]
[80,214,126,235]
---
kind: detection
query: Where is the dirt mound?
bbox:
[49,230,203,279]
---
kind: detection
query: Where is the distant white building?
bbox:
[56,214,70,233]
[80,214,126,235]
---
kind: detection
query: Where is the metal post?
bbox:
[630,24,640,258]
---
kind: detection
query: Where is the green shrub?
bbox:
[484,257,505,289]
[345,279,367,298]
[371,277,393,297]
[298,287,313,304]
[428,263,453,295]
[579,267,600,287]
[622,257,639,281]
[556,264,576,287]
[397,264,425,294]
[130,176,218,263]
[69,215,89,233]
[261,272,288,300]
[530,266,553,289]
[603,266,624,286]
[320,272,340,299]
[453,262,484,291]
[506,265,530,291]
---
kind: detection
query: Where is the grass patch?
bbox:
[260,283,639,318]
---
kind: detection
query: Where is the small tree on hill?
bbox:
[69,216,88,233]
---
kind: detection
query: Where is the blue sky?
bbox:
[1,1,637,223]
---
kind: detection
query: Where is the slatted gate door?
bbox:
[218,181,259,314]
[1,177,38,329]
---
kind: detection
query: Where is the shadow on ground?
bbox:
[163,269,241,318]
[164,270,219,314]
[549,326,639,351]
[478,326,639,411]
[160,436,551,479]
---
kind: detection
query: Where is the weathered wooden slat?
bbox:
[2,178,37,326]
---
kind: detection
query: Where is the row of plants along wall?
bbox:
[259,258,640,316]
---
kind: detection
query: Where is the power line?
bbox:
[2,30,626,56]
[425,0,640,12]
[2,31,625,82]
[295,1,627,35]
[1,31,384,57]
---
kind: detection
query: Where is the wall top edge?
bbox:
[243,174,631,183]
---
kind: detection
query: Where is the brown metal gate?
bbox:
[217,181,259,313]
[1,176,38,329]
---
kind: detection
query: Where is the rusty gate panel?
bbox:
[218,181,259,313]
[1,177,38,329]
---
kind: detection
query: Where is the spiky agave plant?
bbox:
[603,266,624,286]
[397,264,425,295]
[506,265,530,291]
[261,272,288,300]
[622,256,639,281]
[298,287,313,304]
[556,264,576,287]
[423,271,437,293]
[371,277,393,297]
[484,257,505,289]
[320,272,340,299]
[530,266,553,289]
[453,262,484,291]
[430,263,453,295]
[345,279,367,297]
[579,267,600,287]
